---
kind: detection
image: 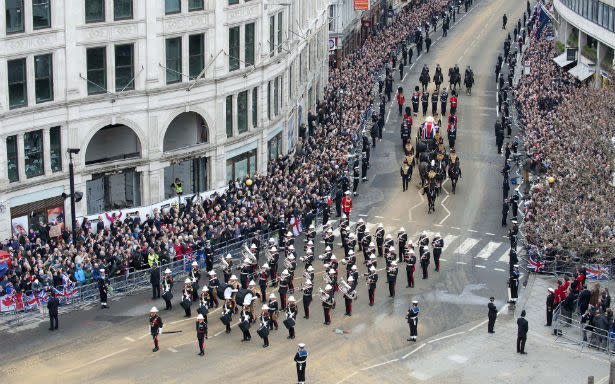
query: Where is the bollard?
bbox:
[588,376,593,384]
[610,359,615,384]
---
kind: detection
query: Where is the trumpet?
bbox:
[300,281,312,292]
[318,288,334,305]
[339,279,358,300]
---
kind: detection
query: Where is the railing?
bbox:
[552,303,615,357]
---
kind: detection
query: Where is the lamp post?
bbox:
[67,148,80,242]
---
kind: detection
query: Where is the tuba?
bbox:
[318,288,334,305]
[242,245,258,265]
[339,279,358,300]
[220,257,232,275]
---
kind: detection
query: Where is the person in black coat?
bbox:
[578,288,591,315]
[47,292,60,330]
[150,263,161,299]
[516,310,528,353]
[488,297,497,333]
[546,288,555,326]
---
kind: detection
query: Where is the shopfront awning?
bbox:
[568,63,595,81]
[552,52,574,68]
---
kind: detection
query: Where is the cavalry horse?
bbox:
[423,173,439,214]
[448,165,460,194]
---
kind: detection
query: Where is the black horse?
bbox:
[418,161,430,186]
[423,181,438,214]
[420,71,430,92]
[448,166,460,193]
[464,72,474,95]
[433,70,444,92]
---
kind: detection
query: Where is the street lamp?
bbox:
[63,148,82,242]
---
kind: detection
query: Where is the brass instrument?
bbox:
[363,273,376,286]
[339,279,358,300]
[303,270,311,281]
[284,257,293,269]
[323,272,332,285]
[219,257,232,275]
[242,245,258,265]
[318,288,334,305]
[266,249,275,264]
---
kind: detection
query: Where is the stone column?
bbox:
[16,133,26,181]
[596,41,606,88]
[43,128,52,175]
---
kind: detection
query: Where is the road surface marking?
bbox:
[456,261,467,265]
[358,214,368,217]
[386,109,391,123]
[475,241,502,259]
[62,348,129,374]
[361,358,399,371]
[433,223,443,227]
[485,232,495,236]
[468,319,488,332]
[124,336,134,342]
[475,265,486,269]
[451,226,461,230]
[453,238,479,254]
[138,333,150,340]
[402,343,426,359]
[467,229,478,233]
[441,235,458,251]
[494,268,505,272]
[497,247,511,263]
[335,372,358,384]
[439,258,447,262]
[374,216,384,218]
[439,195,451,224]
[427,331,465,343]
[214,321,240,337]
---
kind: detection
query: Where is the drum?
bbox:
[162,291,173,301]
[235,289,252,306]
[197,305,209,316]
[257,325,270,338]
[216,283,230,300]
[180,298,191,310]
[220,313,231,326]
[239,320,251,332]
[283,317,295,329]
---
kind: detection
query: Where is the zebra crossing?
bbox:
[315,218,512,270]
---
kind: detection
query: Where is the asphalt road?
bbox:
[0,1,529,383]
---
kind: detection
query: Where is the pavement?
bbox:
[4,0,612,383]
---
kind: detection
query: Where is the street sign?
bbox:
[354,0,369,10]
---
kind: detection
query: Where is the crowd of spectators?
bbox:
[514,33,615,263]
[0,0,454,298]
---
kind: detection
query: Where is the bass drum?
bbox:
[235,289,254,306]
[216,283,231,300]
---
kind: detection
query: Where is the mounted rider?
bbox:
[448,148,462,177]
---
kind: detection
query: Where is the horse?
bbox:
[420,72,430,92]
[435,164,447,193]
[423,182,438,214]
[448,166,460,193]
[433,71,444,93]
[418,161,430,186]
[464,73,474,95]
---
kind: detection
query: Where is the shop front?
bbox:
[9,187,65,237]
[226,142,258,182]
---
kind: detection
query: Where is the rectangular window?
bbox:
[50,126,62,172]
[189,34,204,79]
[238,90,248,134]
[268,132,282,161]
[269,15,275,57]
[252,87,258,127]
[7,136,18,182]
[24,130,44,178]
[274,77,279,116]
[165,37,182,84]
[226,95,233,137]
[229,0,239,5]
[6,0,24,33]
[289,63,293,99]
[229,26,240,71]
[165,0,181,14]
[115,44,134,91]
[329,5,335,31]
[189,0,204,11]
[267,81,271,119]
[277,12,283,53]
[245,22,255,66]
[114,0,132,20]
[226,149,256,182]
[8,58,27,109]
[85,0,105,23]
[87,47,107,94]
[34,54,54,103]
[33,0,51,29]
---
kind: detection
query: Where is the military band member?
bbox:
[181,278,194,317]
[346,233,357,258]
[418,231,429,257]
[223,254,233,283]
[366,266,379,306]
[397,228,408,262]
[222,298,234,334]
[149,307,163,352]
[420,247,430,279]
[367,254,378,271]
[407,301,419,341]
[259,306,271,348]
[269,246,279,287]
[302,249,314,270]
[322,284,334,325]
[240,305,252,342]
[432,233,443,272]
[405,249,417,288]
[384,234,394,260]
[198,286,210,323]
[344,250,357,278]
[279,270,290,309]
[268,293,280,330]
[385,246,396,267]
[288,254,297,293]
[229,275,240,313]
[324,228,335,249]
[295,343,309,384]
[302,279,313,319]
[189,261,201,301]
[356,219,366,250]
[306,265,315,283]
[362,231,372,260]
[387,261,399,297]
[344,276,357,316]
[375,223,385,257]
[239,259,251,289]
[207,271,219,308]
[196,313,208,356]
[162,268,174,310]
[328,269,338,293]
[286,296,298,339]
[258,263,270,301]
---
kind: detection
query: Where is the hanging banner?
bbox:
[355,0,370,11]
[11,216,28,236]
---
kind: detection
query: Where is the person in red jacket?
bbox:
[450,91,458,115]
[342,191,353,221]
[397,87,406,116]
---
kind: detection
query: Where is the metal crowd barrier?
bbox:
[552,304,615,357]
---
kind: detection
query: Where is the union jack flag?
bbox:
[53,284,78,304]
[36,290,50,304]
[527,255,545,272]
[585,264,610,280]
[420,122,438,140]
[25,292,41,309]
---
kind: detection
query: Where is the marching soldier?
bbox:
[162,268,174,310]
[509,265,520,303]
[268,293,280,330]
[258,263,269,300]
[431,91,439,115]
[405,248,416,288]
[288,254,297,293]
[207,271,219,308]
[350,265,359,284]
[98,269,109,309]
[279,270,290,310]
[197,287,210,323]
[450,91,458,115]
[387,261,399,297]
[345,250,357,278]
[440,88,448,116]
[302,279,313,319]
[295,343,309,384]
[328,268,338,294]
[420,247,430,279]
[397,228,407,262]
[352,165,360,196]
[181,278,193,317]
[384,234,394,259]
[259,306,271,348]
[401,160,411,192]
[240,305,252,342]
[196,313,208,356]
[344,276,357,316]
[375,223,385,257]
[239,259,251,289]
[362,231,372,261]
[324,228,334,249]
[418,231,429,257]
[221,298,234,334]
[342,191,353,220]
[448,115,457,149]
[356,219,366,250]
[407,301,419,341]
[286,296,298,339]
[432,233,443,272]
[269,246,279,287]
[412,86,420,116]
[223,254,233,283]
[189,261,201,301]
[322,284,334,325]
[367,266,378,306]
[149,307,163,352]
[421,90,429,116]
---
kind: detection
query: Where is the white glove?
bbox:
[159,327,163,334]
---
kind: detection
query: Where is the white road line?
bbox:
[62,348,129,374]
[335,372,359,384]
[439,258,447,262]
[358,214,368,217]
[124,336,135,342]
[433,224,443,227]
[456,261,467,265]
[138,333,150,340]
[402,343,426,359]
[468,319,488,332]
[169,317,195,325]
[427,331,465,344]
[402,72,408,82]
[485,232,495,236]
[374,216,384,219]
[475,241,502,259]
[441,234,458,251]
[467,229,478,233]
[168,347,178,353]
[386,109,391,123]
[497,247,511,263]
[214,321,240,337]
[361,358,399,371]
[451,226,461,230]
[475,265,486,269]
[494,268,505,272]
[453,238,479,254]
[439,195,451,224]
